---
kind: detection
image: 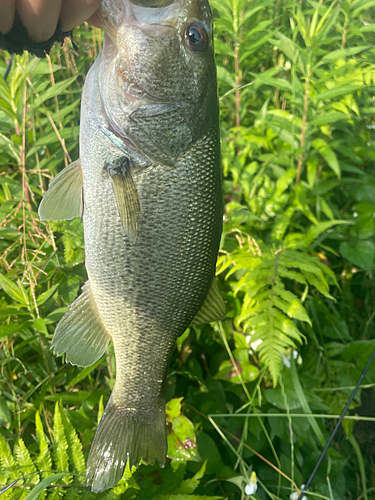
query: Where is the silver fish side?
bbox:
[39,0,224,492]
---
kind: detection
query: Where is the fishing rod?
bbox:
[298,346,375,500]
[3,54,14,81]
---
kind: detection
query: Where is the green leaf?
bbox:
[36,285,59,306]
[253,72,293,91]
[35,411,53,482]
[59,403,85,478]
[310,112,347,127]
[97,395,104,425]
[66,358,103,389]
[274,296,311,325]
[351,183,375,204]
[233,332,248,349]
[0,272,29,304]
[312,84,364,101]
[289,360,326,447]
[340,240,375,272]
[312,138,340,177]
[274,32,305,73]
[0,397,11,426]
[14,438,39,492]
[155,495,223,500]
[0,322,25,339]
[0,434,19,482]
[23,474,67,500]
[174,461,207,495]
[353,0,375,16]
[214,358,259,384]
[298,220,350,247]
[167,414,200,462]
[320,46,369,62]
[45,391,94,403]
[53,403,71,485]
[33,318,48,335]
[265,387,302,410]
[32,76,78,108]
[166,398,183,421]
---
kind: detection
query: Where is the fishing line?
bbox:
[298,346,375,500]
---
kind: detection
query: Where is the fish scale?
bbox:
[85,133,221,354]
[39,0,224,492]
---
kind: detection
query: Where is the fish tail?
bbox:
[86,395,167,492]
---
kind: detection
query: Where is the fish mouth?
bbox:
[98,0,184,42]
[130,0,175,6]
[98,0,184,112]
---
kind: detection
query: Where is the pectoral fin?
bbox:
[38,159,83,221]
[51,281,110,367]
[191,279,226,325]
[105,158,141,243]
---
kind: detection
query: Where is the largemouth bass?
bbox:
[39,0,224,492]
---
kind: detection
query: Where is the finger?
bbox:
[0,0,16,35]
[16,0,62,42]
[86,12,102,29]
[60,0,102,32]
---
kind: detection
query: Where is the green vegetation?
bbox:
[1,0,375,498]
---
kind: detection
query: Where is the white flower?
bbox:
[245,471,258,496]
[284,61,291,70]
[245,331,263,351]
[282,349,301,368]
[290,484,307,500]
[250,339,263,351]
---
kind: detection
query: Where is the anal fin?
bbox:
[104,158,141,243]
[38,159,83,221]
[191,278,226,326]
[51,281,110,367]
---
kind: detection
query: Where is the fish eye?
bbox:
[184,22,209,52]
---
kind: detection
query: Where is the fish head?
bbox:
[97,0,218,165]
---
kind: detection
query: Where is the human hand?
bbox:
[0,0,102,41]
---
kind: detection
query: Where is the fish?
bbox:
[39,0,225,492]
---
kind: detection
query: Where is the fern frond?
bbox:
[34,410,53,500]
[240,312,269,328]
[0,434,19,483]
[256,327,284,384]
[279,256,326,280]
[59,404,85,479]
[232,245,335,384]
[277,267,307,285]
[273,310,304,341]
[64,486,83,500]
[53,402,71,493]
[14,438,39,487]
[301,271,333,299]
[273,284,299,303]
[35,411,53,481]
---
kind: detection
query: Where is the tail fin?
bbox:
[86,396,167,492]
